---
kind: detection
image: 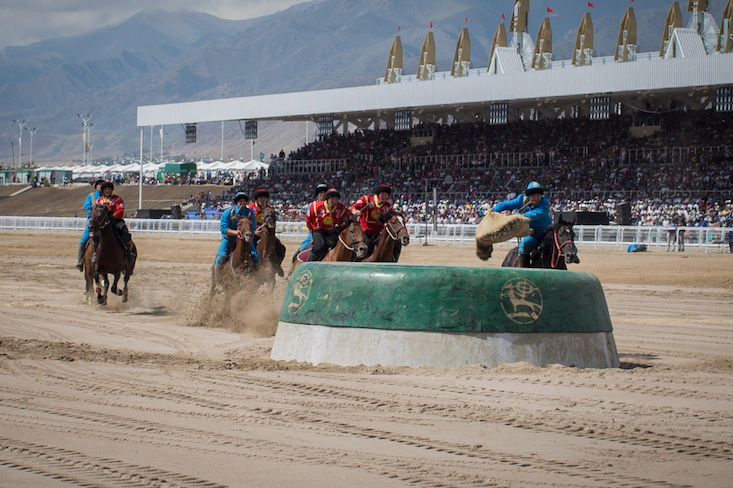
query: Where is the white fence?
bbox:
[0,216,730,253]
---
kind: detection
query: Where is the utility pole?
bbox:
[12,119,29,168]
[77,113,93,165]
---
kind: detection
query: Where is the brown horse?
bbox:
[501,217,579,269]
[288,221,368,277]
[256,207,286,291]
[363,211,410,262]
[211,215,255,295]
[86,205,136,305]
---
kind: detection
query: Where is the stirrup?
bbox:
[91,252,96,264]
[76,261,84,271]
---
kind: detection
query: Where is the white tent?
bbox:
[242,160,270,171]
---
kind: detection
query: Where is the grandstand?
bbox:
[132,1,733,228]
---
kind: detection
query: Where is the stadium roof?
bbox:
[137,12,733,129]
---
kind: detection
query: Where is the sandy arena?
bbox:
[1,232,732,487]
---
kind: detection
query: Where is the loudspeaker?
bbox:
[616,202,631,226]
[170,204,183,219]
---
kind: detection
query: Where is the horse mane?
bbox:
[378,210,400,224]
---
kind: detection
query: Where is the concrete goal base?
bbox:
[272,321,619,369]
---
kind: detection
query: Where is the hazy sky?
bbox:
[0,0,307,50]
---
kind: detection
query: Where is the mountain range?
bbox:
[0,0,727,165]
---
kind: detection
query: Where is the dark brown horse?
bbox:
[256,207,286,291]
[288,221,368,277]
[363,211,410,262]
[502,217,579,269]
[86,205,136,305]
[211,215,255,295]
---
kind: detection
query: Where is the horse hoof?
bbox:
[97,295,105,305]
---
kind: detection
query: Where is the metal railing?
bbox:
[1,216,730,253]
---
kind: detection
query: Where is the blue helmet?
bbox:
[526,181,544,196]
[315,183,328,196]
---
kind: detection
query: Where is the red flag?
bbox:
[502,12,506,21]
[464,17,468,24]
[588,1,594,7]
[547,6,553,13]
[398,26,400,32]
[430,21,433,29]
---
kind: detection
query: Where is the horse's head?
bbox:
[554,218,579,265]
[381,211,410,246]
[236,215,253,242]
[261,207,277,230]
[89,205,111,230]
[341,220,369,259]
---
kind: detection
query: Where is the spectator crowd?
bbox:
[166,110,732,228]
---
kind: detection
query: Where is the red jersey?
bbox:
[305,200,349,232]
[246,201,267,226]
[95,194,125,219]
[350,194,393,235]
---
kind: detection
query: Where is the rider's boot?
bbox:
[517,254,530,268]
[76,242,86,271]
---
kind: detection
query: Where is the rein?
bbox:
[551,228,574,269]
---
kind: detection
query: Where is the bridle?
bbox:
[90,206,110,230]
[262,208,277,230]
[551,225,575,269]
[339,223,366,251]
[385,214,407,241]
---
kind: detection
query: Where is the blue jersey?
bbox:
[493,194,552,232]
[220,205,257,240]
[83,190,101,218]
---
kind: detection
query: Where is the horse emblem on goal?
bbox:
[500,278,543,324]
[288,270,313,315]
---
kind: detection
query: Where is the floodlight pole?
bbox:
[139,127,144,209]
[76,113,93,165]
[12,119,29,168]
[25,127,39,167]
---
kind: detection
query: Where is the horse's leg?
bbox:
[95,272,108,305]
[121,273,130,302]
[112,273,123,296]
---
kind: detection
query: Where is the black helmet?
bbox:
[100,182,114,192]
[94,179,106,188]
[233,192,248,204]
[374,184,392,195]
[253,188,270,199]
[315,183,328,196]
[325,188,341,200]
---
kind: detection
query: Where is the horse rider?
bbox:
[350,183,400,261]
[247,188,286,276]
[76,178,105,270]
[306,188,350,262]
[294,183,329,258]
[215,192,261,271]
[93,182,136,263]
[493,181,552,268]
